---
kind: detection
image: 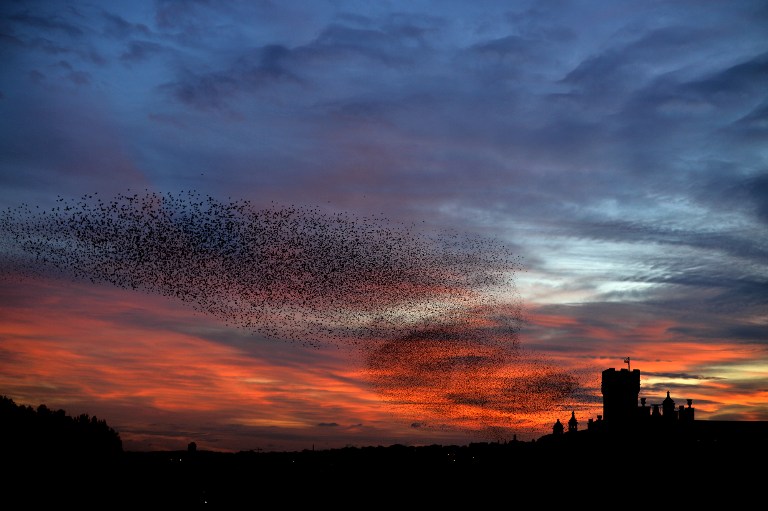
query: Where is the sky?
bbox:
[0,0,766,453]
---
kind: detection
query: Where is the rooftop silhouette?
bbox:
[539,361,768,450]
[3,360,766,505]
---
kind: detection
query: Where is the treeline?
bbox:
[0,395,122,462]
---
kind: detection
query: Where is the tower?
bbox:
[601,367,641,426]
[568,410,578,433]
[662,390,676,420]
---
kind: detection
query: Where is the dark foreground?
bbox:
[8,438,765,507]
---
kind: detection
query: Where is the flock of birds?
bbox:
[0,190,522,346]
[364,319,580,439]
[1,189,579,436]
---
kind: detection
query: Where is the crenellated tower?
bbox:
[601,367,640,427]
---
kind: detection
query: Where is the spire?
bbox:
[662,390,675,417]
[568,410,578,432]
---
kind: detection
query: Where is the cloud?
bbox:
[744,172,768,223]
[100,11,151,39]
[162,44,302,111]
[7,12,84,38]
[120,40,165,63]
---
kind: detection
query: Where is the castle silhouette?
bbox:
[542,358,768,447]
[5,359,765,505]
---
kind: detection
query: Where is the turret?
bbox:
[601,367,641,426]
[662,391,676,420]
[568,411,578,433]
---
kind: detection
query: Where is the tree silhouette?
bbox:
[0,395,122,462]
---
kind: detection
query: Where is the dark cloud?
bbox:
[7,12,84,38]
[670,323,768,343]
[683,52,768,108]
[471,34,534,60]
[0,31,24,48]
[120,40,165,63]
[709,407,768,421]
[562,215,768,270]
[161,14,438,113]
[745,172,768,223]
[527,283,767,353]
[162,44,302,110]
[642,371,721,382]
[559,26,711,106]
[100,11,151,39]
[311,23,423,65]
[66,69,89,85]
[615,52,768,141]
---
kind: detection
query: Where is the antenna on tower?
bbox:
[624,356,631,371]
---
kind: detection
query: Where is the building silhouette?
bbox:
[543,361,768,449]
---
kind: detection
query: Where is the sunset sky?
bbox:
[1,0,766,453]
